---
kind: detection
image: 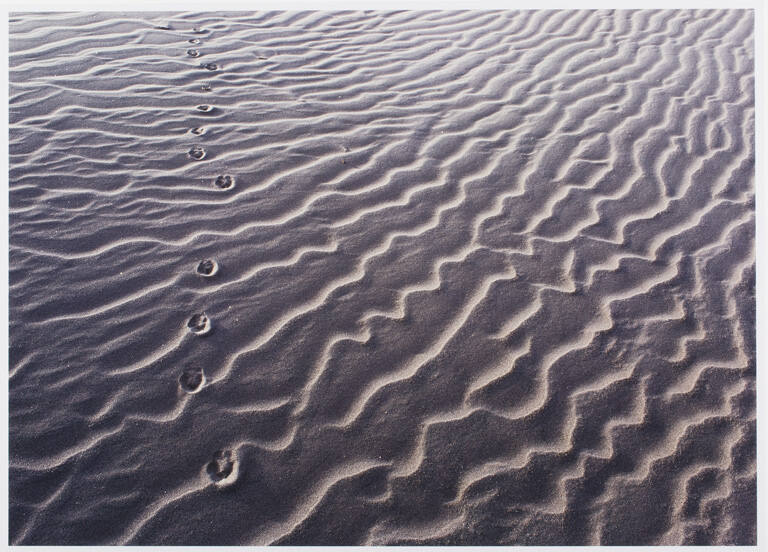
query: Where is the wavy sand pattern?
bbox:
[8,10,755,545]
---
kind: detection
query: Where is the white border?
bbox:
[755,2,766,549]
[2,1,764,9]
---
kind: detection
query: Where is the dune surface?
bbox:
[8,9,755,545]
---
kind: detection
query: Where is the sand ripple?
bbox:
[9,9,754,545]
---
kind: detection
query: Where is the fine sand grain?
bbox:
[8,10,755,545]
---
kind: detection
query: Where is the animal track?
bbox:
[202,63,218,71]
[193,27,208,34]
[187,313,212,336]
[178,368,205,393]
[187,146,206,160]
[196,259,219,277]
[188,38,200,44]
[187,49,200,57]
[201,83,212,92]
[206,450,235,484]
[190,127,206,135]
[195,104,213,113]
[214,175,234,190]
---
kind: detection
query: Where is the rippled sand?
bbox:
[8,10,755,545]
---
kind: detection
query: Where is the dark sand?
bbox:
[8,10,755,545]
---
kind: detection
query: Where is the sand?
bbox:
[7,9,755,546]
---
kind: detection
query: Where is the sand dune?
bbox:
[8,9,755,545]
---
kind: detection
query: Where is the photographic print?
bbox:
[7,8,757,546]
